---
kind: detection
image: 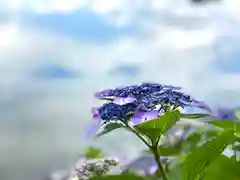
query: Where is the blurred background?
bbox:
[1,0,240,180]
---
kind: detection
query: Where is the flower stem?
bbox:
[126,126,152,149]
[126,125,168,180]
[233,124,237,160]
[152,145,168,180]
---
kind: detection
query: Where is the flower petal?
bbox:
[91,107,100,120]
[94,89,113,99]
[215,108,238,120]
[163,84,182,90]
[113,96,137,105]
[147,164,158,174]
[189,100,213,113]
[131,110,158,126]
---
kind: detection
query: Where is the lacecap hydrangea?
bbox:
[91,82,210,128]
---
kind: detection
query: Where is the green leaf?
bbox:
[180,113,211,119]
[206,130,220,138]
[167,157,184,180]
[183,130,222,152]
[96,123,124,137]
[89,174,145,180]
[202,155,240,180]
[168,165,182,180]
[145,146,181,156]
[208,120,240,138]
[135,108,181,140]
[236,109,240,120]
[181,130,237,180]
[84,146,104,159]
[208,120,240,130]
[182,132,202,151]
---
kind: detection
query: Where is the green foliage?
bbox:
[182,129,222,152]
[181,130,237,180]
[183,132,202,151]
[180,113,211,119]
[205,130,220,138]
[236,109,240,120]
[84,146,104,159]
[134,108,181,141]
[145,146,181,156]
[96,123,124,137]
[167,163,182,180]
[202,155,240,180]
[89,101,240,180]
[208,120,240,130]
[207,120,240,139]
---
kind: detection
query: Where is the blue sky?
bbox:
[24,9,136,43]
[1,0,240,180]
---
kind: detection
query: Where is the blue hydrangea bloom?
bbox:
[215,108,238,120]
[196,107,239,121]
[91,83,210,128]
[94,82,181,100]
[92,102,138,124]
[135,90,197,112]
[131,110,159,126]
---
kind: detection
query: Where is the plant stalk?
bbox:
[126,125,168,180]
[152,145,168,180]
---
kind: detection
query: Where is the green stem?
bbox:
[233,144,237,160]
[126,126,151,149]
[152,145,168,180]
[233,124,237,160]
[126,125,168,180]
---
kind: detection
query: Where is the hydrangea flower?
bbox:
[193,106,239,122]
[94,83,181,103]
[93,102,137,122]
[134,90,205,112]
[131,110,159,126]
[91,83,210,130]
[211,107,238,120]
[70,157,120,180]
